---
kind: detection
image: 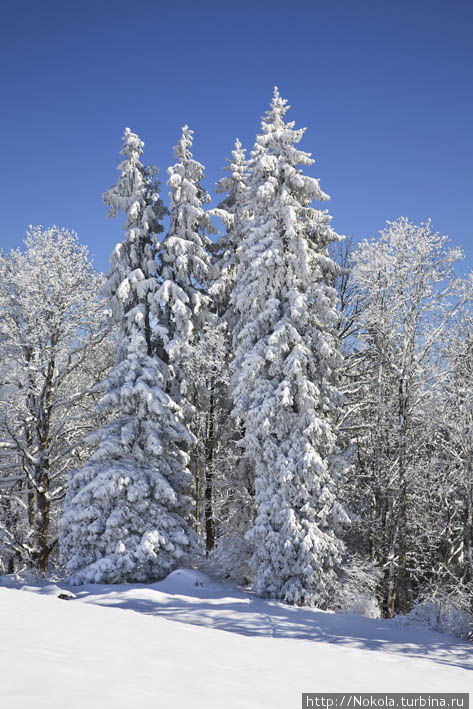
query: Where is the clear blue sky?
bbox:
[1,0,472,273]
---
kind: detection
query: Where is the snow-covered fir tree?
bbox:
[60,128,197,584]
[205,139,256,580]
[157,126,217,538]
[231,88,349,606]
[157,125,215,413]
[210,138,248,319]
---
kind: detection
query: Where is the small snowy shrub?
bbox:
[396,591,472,640]
[333,555,382,618]
[210,533,255,586]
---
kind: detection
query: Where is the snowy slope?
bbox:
[1,570,471,708]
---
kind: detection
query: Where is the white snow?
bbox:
[230,88,347,604]
[1,569,471,708]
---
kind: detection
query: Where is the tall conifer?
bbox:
[231,89,348,605]
[60,129,197,583]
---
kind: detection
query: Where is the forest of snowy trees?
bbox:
[1,89,472,627]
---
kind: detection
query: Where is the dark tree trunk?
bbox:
[204,388,215,552]
[37,474,50,574]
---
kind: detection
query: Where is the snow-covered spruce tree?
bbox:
[60,128,197,584]
[203,139,256,578]
[210,138,248,320]
[231,88,348,606]
[156,126,217,542]
[158,125,215,409]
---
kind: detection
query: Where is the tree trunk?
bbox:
[204,388,215,552]
[397,377,409,615]
[37,478,50,574]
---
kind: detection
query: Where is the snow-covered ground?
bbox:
[1,569,471,708]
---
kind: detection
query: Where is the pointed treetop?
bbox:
[227,137,246,172]
[271,85,286,107]
[173,124,193,160]
[103,127,162,225]
[252,90,315,175]
[215,138,247,203]
[120,127,145,162]
[262,86,290,126]
[257,87,300,145]
[233,137,243,155]
[222,138,246,174]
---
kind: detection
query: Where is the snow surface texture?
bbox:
[1,569,471,708]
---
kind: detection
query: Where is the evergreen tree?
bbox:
[157,125,215,412]
[206,139,256,578]
[156,125,217,545]
[231,88,348,606]
[60,128,197,584]
[211,138,248,320]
